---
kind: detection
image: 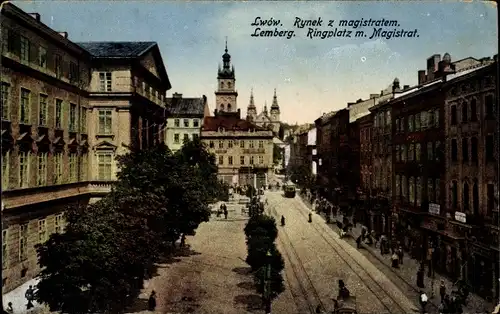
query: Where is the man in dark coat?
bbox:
[148,290,157,311]
[439,280,446,303]
[417,265,425,288]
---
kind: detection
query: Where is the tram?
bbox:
[283,182,296,198]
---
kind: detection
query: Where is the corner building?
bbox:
[1,3,172,293]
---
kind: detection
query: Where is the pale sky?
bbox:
[16,1,498,124]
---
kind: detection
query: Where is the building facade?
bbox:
[0,4,94,292]
[165,93,209,152]
[368,81,400,238]
[201,112,274,189]
[79,41,172,185]
[443,61,498,298]
[391,76,445,265]
[1,3,172,293]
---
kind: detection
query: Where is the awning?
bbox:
[17,132,29,141]
[52,136,65,145]
[421,221,465,240]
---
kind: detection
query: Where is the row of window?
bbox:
[209,140,266,149]
[395,141,441,162]
[395,109,440,134]
[218,155,265,166]
[1,150,114,189]
[450,136,495,163]
[1,151,87,189]
[395,175,441,206]
[173,133,199,144]
[3,28,80,82]
[2,215,65,270]
[0,83,87,132]
[450,181,496,215]
[172,118,200,128]
[450,95,496,125]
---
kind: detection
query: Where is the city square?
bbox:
[1,1,498,314]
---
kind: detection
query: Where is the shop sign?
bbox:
[429,203,440,215]
[454,211,466,223]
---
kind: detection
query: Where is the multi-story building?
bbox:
[78,41,172,185]
[391,73,447,264]
[314,111,338,200]
[368,79,403,237]
[165,93,209,152]
[0,4,93,292]
[201,111,274,189]
[358,113,373,226]
[1,3,172,293]
[443,58,498,298]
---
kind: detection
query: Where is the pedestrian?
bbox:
[417,265,425,288]
[223,204,228,219]
[308,212,312,223]
[356,235,362,249]
[5,302,13,314]
[397,246,404,265]
[25,285,35,310]
[148,290,157,311]
[419,291,428,314]
[438,300,446,314]
[391,251,399,268]
[439,279,446,303]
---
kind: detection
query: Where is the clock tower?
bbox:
[215,39,238,113]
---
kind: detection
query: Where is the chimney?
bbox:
[28,13,41,22]
[403,85,410,90]
[58,32,68,39]
[418,70,426,85]
[173,93,182,98]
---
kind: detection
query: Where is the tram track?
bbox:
[269,205,326,313]
[289,196,414,314]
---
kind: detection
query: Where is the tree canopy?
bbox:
[35,139,226,313]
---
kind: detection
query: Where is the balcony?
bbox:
[2,181,115,211]
[242,148,265,154]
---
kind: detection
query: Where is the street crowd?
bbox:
[299,188,475,314]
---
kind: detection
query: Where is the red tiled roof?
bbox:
[202,116,266,132]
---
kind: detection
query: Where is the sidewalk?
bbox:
[299,194,493,314]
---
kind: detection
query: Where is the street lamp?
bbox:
[264,250,272,314]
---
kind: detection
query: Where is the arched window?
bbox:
[472,182,479,216]
[471,137,478,163]
[463,182,469,211]
[220,82,224,89]
[220,104,225,111]
[409,177,415,204]
[228,82,232,89]
[227,104,232,111]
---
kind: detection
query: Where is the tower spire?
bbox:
[271,87,279,110]
[248,88,255,108]
[225,36,228,53]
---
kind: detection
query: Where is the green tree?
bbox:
[35,200,147,313]
[253,246,285,300]
[244,215,278,241]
